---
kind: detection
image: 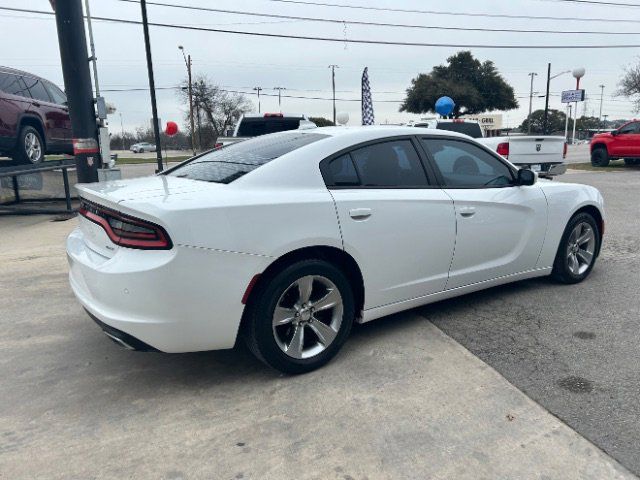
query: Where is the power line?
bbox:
[544,0,640,6]
[114,0,640,35]
[3,6,640,49]
[263,0,640,23]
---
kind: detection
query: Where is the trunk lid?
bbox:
[505,136,565,165]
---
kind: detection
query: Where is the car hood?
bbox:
[591,132,612,141]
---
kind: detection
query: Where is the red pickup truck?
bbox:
[591,120,640,167]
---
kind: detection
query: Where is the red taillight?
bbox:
[264,113,284,117]
[452,119,464,123]
[563,142,568,159]
[79,200,172,250]
[214,142,223,149]
[496,142,509,158]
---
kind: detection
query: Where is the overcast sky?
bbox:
[2,0,639,132]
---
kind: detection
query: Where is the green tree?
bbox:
[308,116,335,127]
[519,109,567,134]
[400,51,518,117]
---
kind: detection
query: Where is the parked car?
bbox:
[130,142,156,153]
[0,66,72,164]
[410,119,567,176]
[590,120,640,167]
[214,113,317,148]
[68,126,604,374]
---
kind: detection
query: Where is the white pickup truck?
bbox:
[215,113,317,148]
[410,119,567,176]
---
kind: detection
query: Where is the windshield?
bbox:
[236,117,303,137]
[165,131,328,184]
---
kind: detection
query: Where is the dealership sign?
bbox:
[561,89,586,103]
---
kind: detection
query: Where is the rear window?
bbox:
[236,117,302,137]
[165,131,328,184]
[436,122,483,139]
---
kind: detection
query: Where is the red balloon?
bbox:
[165,121,178,136]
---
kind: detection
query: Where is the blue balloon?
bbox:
[435,96,455,117]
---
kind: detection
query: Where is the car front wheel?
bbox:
[591,147,609,167]
[552,212,600,284]
[14,126,44,164]
[244,259,355,374]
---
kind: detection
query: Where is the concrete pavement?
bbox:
[0,215,635,479]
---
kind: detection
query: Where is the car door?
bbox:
[323,137,456,309]
[0,73,33,147]
[420,137,547,290]
[22,76,67,145]
[614,122,640,157]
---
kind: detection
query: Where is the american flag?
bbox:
[361,67,375,126]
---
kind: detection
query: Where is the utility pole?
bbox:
[253,87,263,113]
[543,63,551,135]
[140,0,163,172]
[598,84,605,132]
[527,72,538,134]
[273,87,286,112]
[119,113,125,150]
[179,46,196,155]
[564,104,572,141]
[602,114,609,130]
[329,64,338,125]
[53,0,99,183]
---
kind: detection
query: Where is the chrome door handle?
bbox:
[349,208,372,220]
[459,207,476,218]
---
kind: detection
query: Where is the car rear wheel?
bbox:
[590,147,609,167]
[14,126,44,164]
[552,212,600,284]
[244,259,355,374]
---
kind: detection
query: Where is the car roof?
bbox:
[0,66,47,81]
[297,125,472,141]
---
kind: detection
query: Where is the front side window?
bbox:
[421,138,514,188]
[618,122,639,135]
[0,73,30,97]
[23,78,52,103]
[166,131,328,184]
[349,139,428,187]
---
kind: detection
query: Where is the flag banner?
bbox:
[361,67,374,125]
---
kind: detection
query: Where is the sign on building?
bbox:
[561,89,586,103]
[461,114,503,133]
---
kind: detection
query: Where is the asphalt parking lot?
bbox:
[1,165,639,478]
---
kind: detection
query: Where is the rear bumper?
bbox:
[67,227,270,353]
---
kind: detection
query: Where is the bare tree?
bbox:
[178,75,252,147]
[617,60,640,112]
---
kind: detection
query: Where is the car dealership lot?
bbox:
[0,168,638,478]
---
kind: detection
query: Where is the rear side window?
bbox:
[0,73,30,97]
[166,131,328,184]
[325,154,359,186]
[436,122,483,139]
[237,118,301,137]
[350,140,428,187]
[23,78,52,103]
[421,138,514,188]
[44,81,67,105]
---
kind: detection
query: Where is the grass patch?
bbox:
[568,159,640,172]
[115,156,190,165]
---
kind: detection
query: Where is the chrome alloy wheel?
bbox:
[566,222,596,276]
[272,275,344,360]
[24,132,42,163]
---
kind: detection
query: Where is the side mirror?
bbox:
[517,168,536,186]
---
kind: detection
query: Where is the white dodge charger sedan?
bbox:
[67,127,604,373]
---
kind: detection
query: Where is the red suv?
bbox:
[0,66,72,164]
[591,120,640,167]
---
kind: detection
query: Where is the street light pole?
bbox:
[273,87,286,112]
[571,68,585,145]
[543,64,551,134]
[564,104,572,141]
[139,0,164,172]
[598,84,605,132]
[329,64,338,125]
[527,72,538,134]
[179,46,196,155]
[253,87,263,113]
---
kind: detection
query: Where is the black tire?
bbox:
[552,212,600,284]
[243,259,355,374]
[13,125,44,164]
[624,158,640,166]
[590,147,609,167]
